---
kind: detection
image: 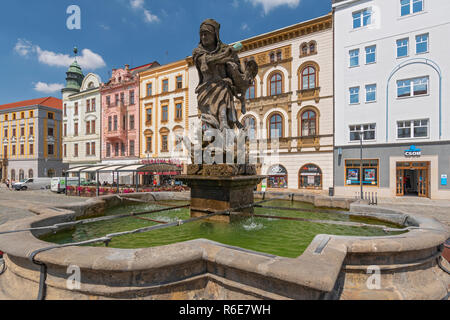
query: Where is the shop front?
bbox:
[267,164,288,189]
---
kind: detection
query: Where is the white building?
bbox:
[333,0,450,199]
[62,61,102,180]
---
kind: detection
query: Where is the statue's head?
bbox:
[199,19,220,50]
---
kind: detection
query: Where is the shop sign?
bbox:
[442,174,448,186]
[404,145,421,157]
[268,165,287,175]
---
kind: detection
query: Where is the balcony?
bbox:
[104,129,126,140]
[297,87,321,104]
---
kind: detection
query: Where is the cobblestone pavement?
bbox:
[0,186,85,226]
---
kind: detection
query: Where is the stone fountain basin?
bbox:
[0,192,448,300]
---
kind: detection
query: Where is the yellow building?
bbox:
[139,59,190,168]
[0,97,67,181]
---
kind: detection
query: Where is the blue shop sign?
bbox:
[442,174,448,186]
[404,145,421,157]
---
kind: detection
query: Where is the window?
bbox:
[91,142,96,156]
[147,83,152,96]
[309,42,316,54]
[397,38,409,58]
[129,90,135,105]
[146,108,152,124]
[20,144,24,155]
[12,113,16,120]
[129,115,135,130]
[115,94,119,106]
[269,114,283,139]
[20,127,25,137]
[401,0,423,16]
[349,87,360,104]
[121,142,125,156]
[365,84,377,102]
[20,112,25,119]
[12,128,16,137]
[86,99,90,112]
[4,115,7,121]
[129,140,135,156]
[63,144,66,157]
[91,120,96,134]
[48,112,54,120]
[113,115,118,131]
[301,110,317,136]
[353,8,372,29]
[146,136,152,152]
[106,143,111,157]
[106,96,111,107]
[64,124,67,137]
[91,98,96,111]
[243,116,256,140]
[270,53,275,63]
[48,144,54,155]
[47,127,54,137]
[349,49,360,67]
[108,116,112,131]
[86,121,90,135]
[345,159,379,186]
[350,124,376,141]
[86,142,90,156]
[74,122,78,136]
[162,79,169,93]
[246,81,255,99]
[301,67,316,90]
[365,45,376,64]
[161,135,168,152]
[11,169,15,180]
[162,106,168,122]
[299,164,322,189]
[397,119,429,138]
[64,104,67,117]
[74,144,78,157]
[120,92,125,105]
[115,143,119,156]
[4,128,7,137]
[397,76,428,97]
[122,115,126,130]
[269,73,283,96]
[176,76,183,89]
[276,51,282,61]
[29,111,33,118]
[28,169,33,179]
[416,34,428,54]
[301,44,308,56]
[12,145,15,156]
[29,126,34,136]
[175,103,183,120]
[74,102,78,115]
[29,144,34,155]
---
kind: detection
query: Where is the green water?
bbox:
[40,200,405,258]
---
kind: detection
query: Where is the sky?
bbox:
[0,0,332,104]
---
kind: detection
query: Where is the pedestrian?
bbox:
[5,179,10,190]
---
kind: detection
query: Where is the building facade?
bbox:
[333,0,450,199]
[0,97,67,181]
[62,59,102,179]
[139,59,189,167]
[188,13,334,192]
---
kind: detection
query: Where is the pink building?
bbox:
[101,63,158,162]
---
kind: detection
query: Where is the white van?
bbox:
[13,178,52,191]
[51,177,85,193]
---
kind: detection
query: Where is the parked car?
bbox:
[13,178,52,191]
[51,177,86,193]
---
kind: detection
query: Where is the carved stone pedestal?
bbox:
[180,167,264,223]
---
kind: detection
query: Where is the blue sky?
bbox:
[0,0,331,104]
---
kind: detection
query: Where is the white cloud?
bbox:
[34,82,64,93]
[99,24,110,30]
[14,39,106,70]
[246,0,301,14]
[241,23,249,31]
[144,9,160,23]
[129,0,160,23]
[14,39,34,57]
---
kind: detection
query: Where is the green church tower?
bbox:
[62,47,84,97]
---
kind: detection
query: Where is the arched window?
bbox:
[269,73,283,96]
[301,110,317,136]
[276,51,282,61]
[267,165,288,189]
[309,41,317,54]
[245,80,256,99]
[243,116,257,140]
[299,164,322,189]
[28,169,33,179]
[269,113,283,139]
[19,169,24,181]
[270,53,275,63]
[301,44,308,56]
[11,169,15,181]
[302,66,316,90]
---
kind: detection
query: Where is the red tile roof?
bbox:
[0,97,62,111]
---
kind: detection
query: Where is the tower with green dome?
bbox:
[62,47,84,98]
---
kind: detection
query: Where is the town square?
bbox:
[0,0,448,305]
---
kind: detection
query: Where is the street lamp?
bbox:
[359,128,364,200]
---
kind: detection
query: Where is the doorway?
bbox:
[396,162,430,198]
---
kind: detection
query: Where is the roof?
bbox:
[130,61,160,76]
[0,97,62,111]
